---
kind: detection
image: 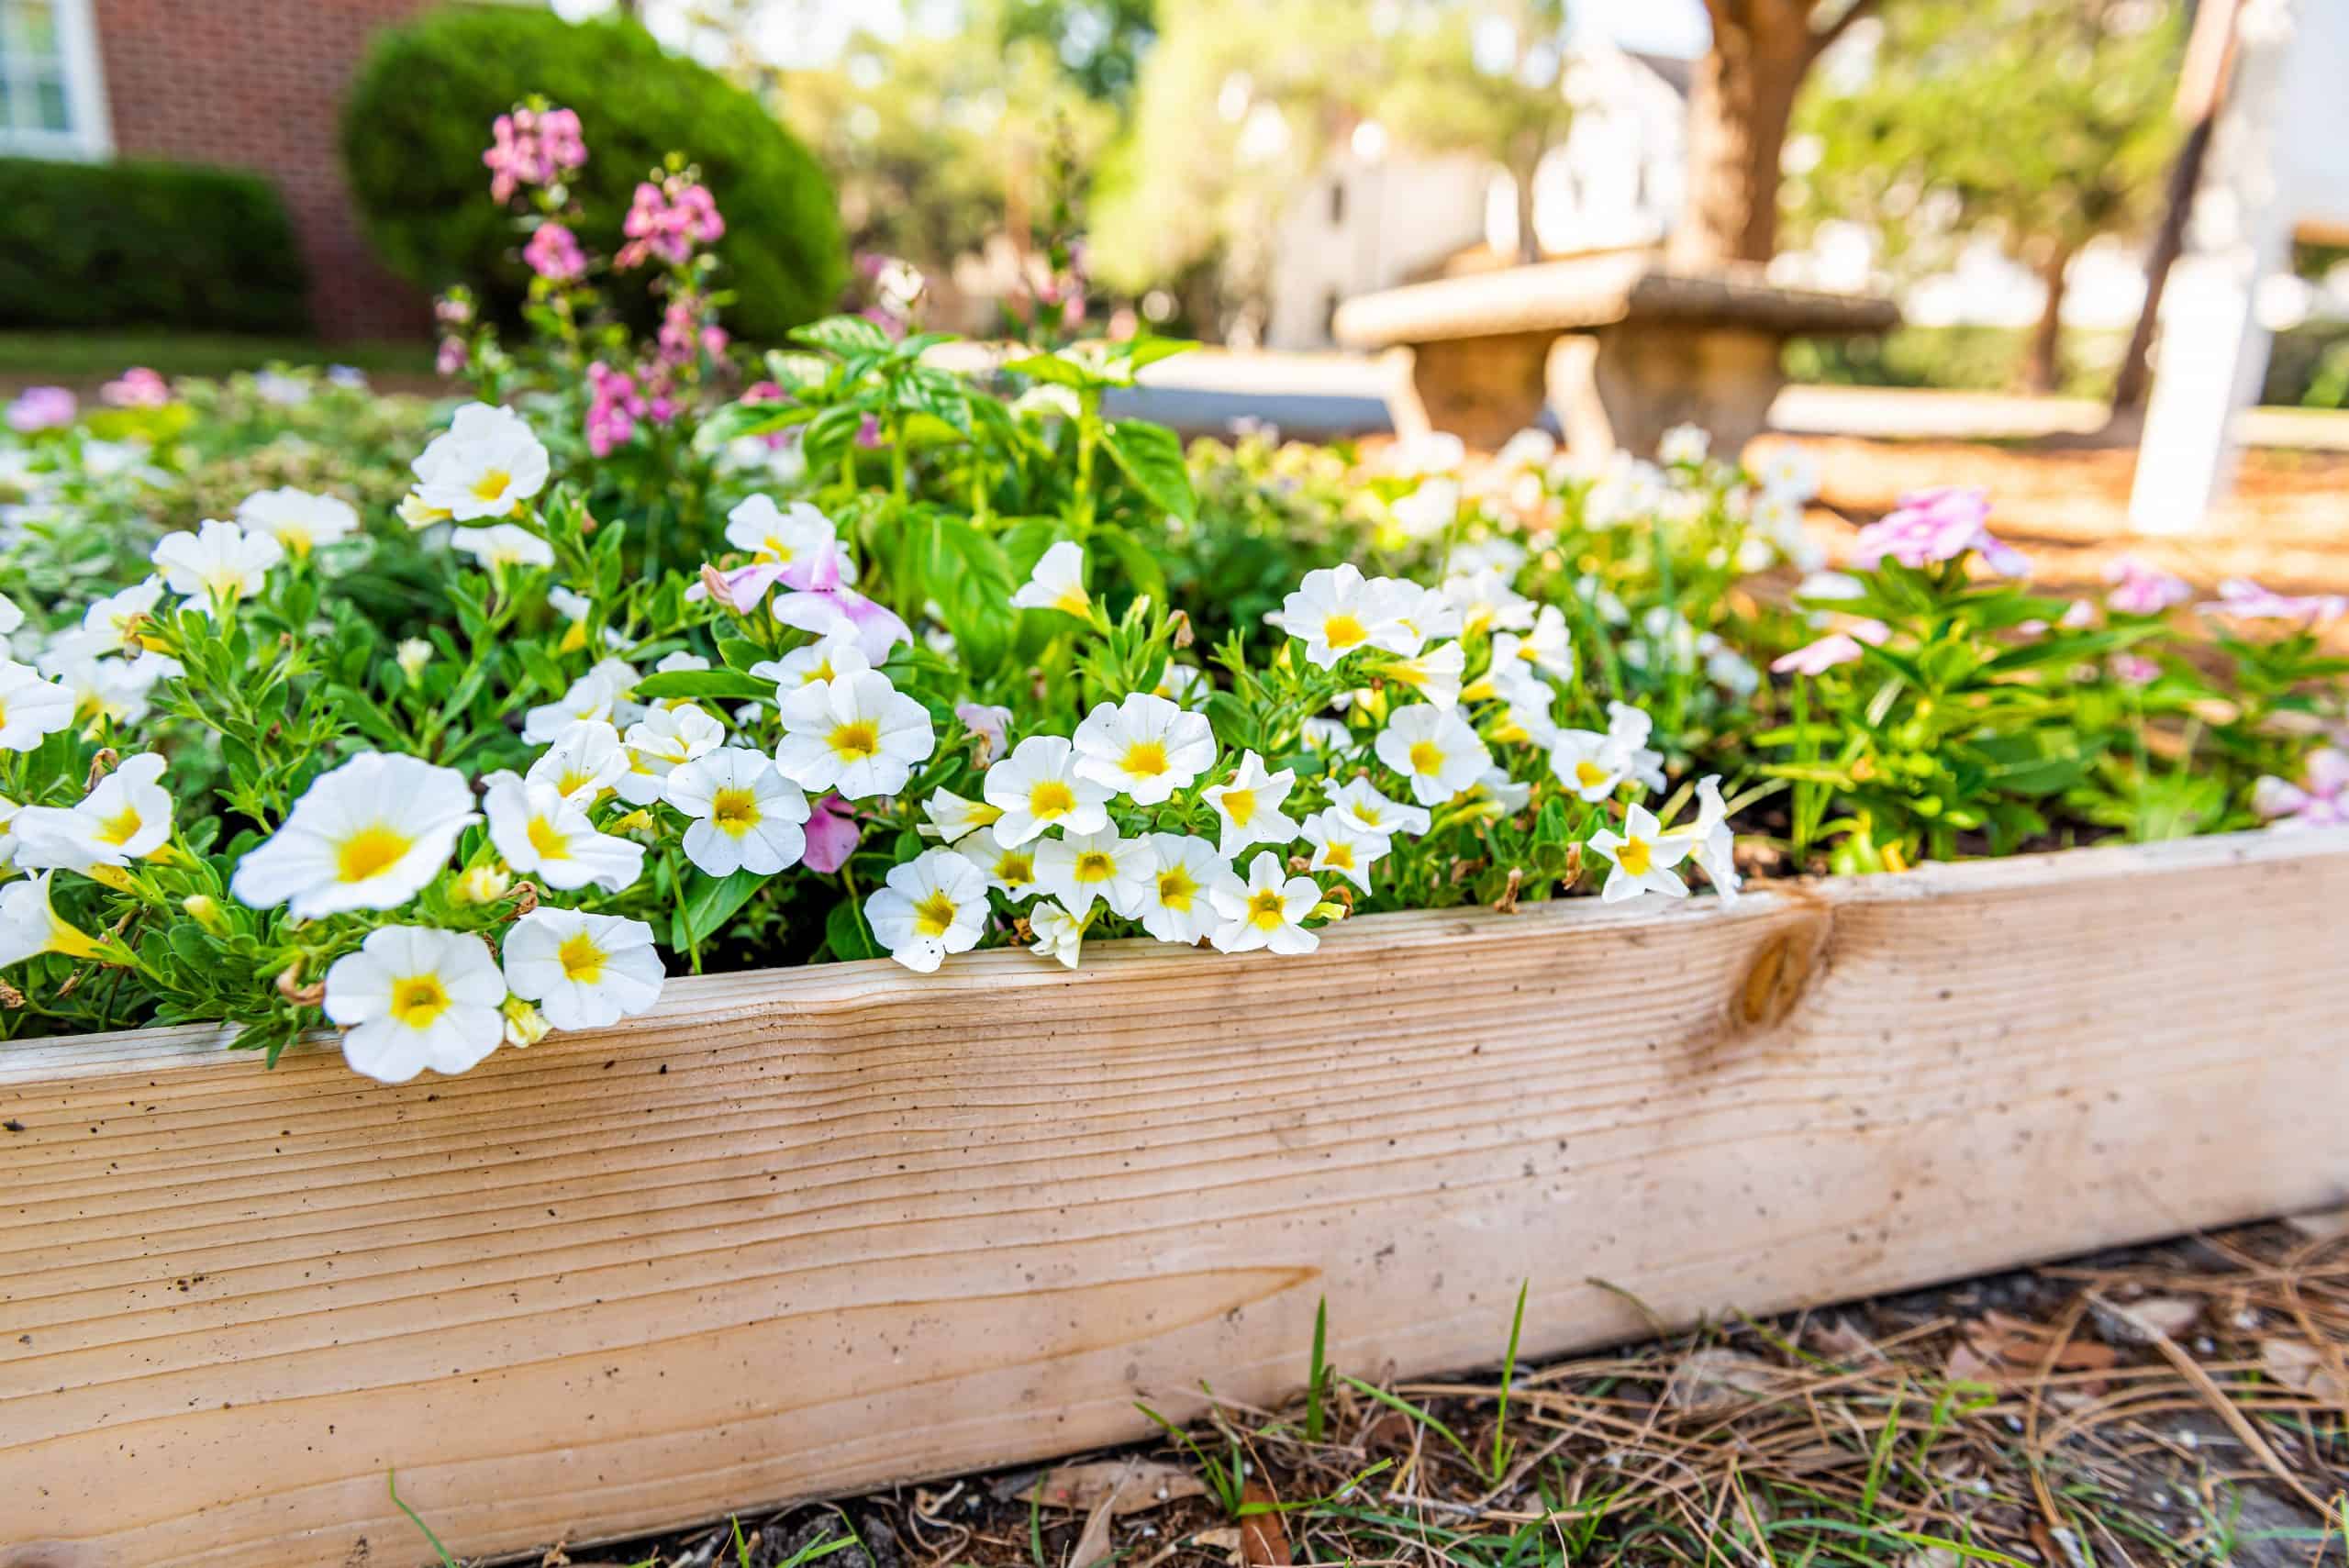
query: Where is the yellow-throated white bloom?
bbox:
[961,824,1041,898]
[39,649,177,732]
[1275,564,1412,669]
[617,702,725,806]
[230,751,479,917]
[1492,606,1575,680]
[395,638,435,681]
[1299,808,1386,894]
[1033,826,1152,918]
[151,518,282,616]
[726,495,853,582]
[1365,576,1462,655]
[1200,750,1300,860]
[323,924,508,1083]
[1547,727,1631,802]
[984,734,1112,846]
[79,577,166,653]
[10,751,173,873]
[1026,899,1087,968]
[1137,833,1238,945]
[1590,803,1693,904]
[750,632,868,699]
[1008,539,1092,620]
[1376,640,1465,710]
[0,871,106,968]
[1440,568,1535,636]
[483,776,646,894]
[1326,776,1430,839]
[1664,773,1739,905]
[1608,700,1668,792]
[451,524,556,571]
[864,847,989,973]
[522,659,640,744]
[1209,851,1322,956]
[501,906,665,1031]
[237,487,358,556]
[1467,767,1532,813]
[528,718,629,805]
[1490,669,1561,749]
[1073,692,1216,805]
[1659,423,1709,466]
[1152,661,1209,705]
[0,660,77,751]
[665,746,810,875]
[1375,704,1491,806]
[918,786,1002,844]
[774,668,936,799]
[412,402,551,521]
[397,492,451,530]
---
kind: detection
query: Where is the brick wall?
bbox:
[90,0,435,341]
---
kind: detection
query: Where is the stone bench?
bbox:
[1332,253,1898,456]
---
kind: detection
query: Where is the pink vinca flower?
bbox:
[1772,632,1867,676]
[2111,653,2161,687]
[100,367,170,408]
[2254,748,2349,831]
[2103,556,2192,617]
[523,222,587,284]
[1850,486,2028,578]
[801,793,863,873]
[2201,578,2348,628]
[6,385,75,432]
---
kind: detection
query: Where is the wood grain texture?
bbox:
[4,830,2347,1567]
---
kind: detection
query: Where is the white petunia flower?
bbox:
[1608,700,1668,791]
[395,638,435,680]
[1658,424,1709,466]
[1300,716,1353,751]
[1664,774,1740,905]
[864,848,989,973]
[0,591,19,639]
[918,786,1003,844]
[1299,808,1386,894]
[237,487,359,556]
[230,752,479,917]
[1468,767,1531,813]
[9,751,173,873]
[38,651,175,731]
[1200,750,1300,860]
[664,746,810,876]
[1439,568,1536,636]
[501,906,665,1030]
[1492,605,1575,680]
[1548,727,1631,802]
[324,925,508,1083]
[983,734,1112,846]
[0,871,106,968]
[1137,833,1237,945]
[0,794,18,870]
[1072,692,1216,805]
[1589,803,1693,904]
[1325,776,1431,839]
[1376,639,1465,710]
[617,702,725,806]
[1025,899,1088,968]
[749,632,869,698]
[483,776,645,894]
[451,524,556,571]
[774,668,936,800]
[1275,564,1411,669]
[1369,576,1462,651]
[521,659,641,744]
[1033,826,1152,918]
[726,495,853,582]
[1756,446,1818,501]
[0,660,77,751]
[150,518,282,616]
[961,824,1041,898]
[412,402,551,521]
[527,718,629,806]
[1375,704,1491,806]
[80,577,166,653]
[1009,539,1093,620]
[1208,851,1322,955]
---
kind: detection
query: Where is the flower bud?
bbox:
[452,864,513,906]
[502,996,551,1048]
[182,894,228,934]
[395,639,434,681]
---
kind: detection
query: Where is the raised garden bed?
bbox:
[6,828,2344,1566]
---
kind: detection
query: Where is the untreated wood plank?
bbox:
[4,831,2346,1567]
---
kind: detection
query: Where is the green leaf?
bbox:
[1000,350,1103,390]
[824,896,881,962]
[1094,524,1169,613]
[1118,336,1198,373]
[790,315,894,358]
[1101,419,1197,522]
[634,669,780,702]
[716,635,770,673]
[679,869,764,947]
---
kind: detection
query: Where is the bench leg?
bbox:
[1386,332,1556,451]
[1560,323,1787,462]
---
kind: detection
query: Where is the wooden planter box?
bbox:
[5,830,2346,1567]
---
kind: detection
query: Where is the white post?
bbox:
[2127,0,2297,537]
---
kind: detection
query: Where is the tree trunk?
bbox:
[1513,143,1543,264]
[2026,244,2073,395]
[1666,4,1814,272]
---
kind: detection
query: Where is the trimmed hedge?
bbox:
[0,159,310,335]
[342,7,846,343]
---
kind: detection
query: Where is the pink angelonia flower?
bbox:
[1772,632,1866,676]
[6,385,75,432]
[100,366,170,408]
[2254,748,2349,830]
[484,104,587,204]
[435,294,474,328]
[523,221,587,284]
[1850,486,2028,578]
[954,702,1013,765]
[2110,653,2161,687]
[617,175,725,269]
[801,793,863,873]
[2201,577,2349,628]
[2103,556,2192,617]
[435,337,466,378]
[773,585,911,665]
[585,360,647,456]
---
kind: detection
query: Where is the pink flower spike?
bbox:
[1772,633,1865,675]
[801,794,863,873]
[523,222,587,284]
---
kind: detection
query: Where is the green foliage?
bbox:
[0,158,308,335]
[341,6,844,341]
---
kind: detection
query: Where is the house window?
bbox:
[0,0,109,160]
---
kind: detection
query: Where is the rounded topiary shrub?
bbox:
[341,7,846,342]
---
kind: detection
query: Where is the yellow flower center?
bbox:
[557,766,598,798]
[557,930,607,984]
[470,468,512,504]
[710,787,761,836]
[1617,837,1653,876]
[1574,759,1609,789]
[1156,865,1200,911]
[763,537,796,562]
[1321,840,1354,870]
[335,825,414,884]
[1408,740,1445,775]
[828,719,881,762]
[1350,805,1385,829]
[1322,613,1368,651]
[526,816,571,860]
[1052,586,1091,617]
[1120,740,1170,778]
[390,974,452,1029]
[1030,779,1076,818]
[95,804,144,847]
[1248,888,1287,930]
[1220,786,1255,826]
[1073,850,1116,882]
[913,890,961,938]
[994,850,1034,885]
[807,659,834,684]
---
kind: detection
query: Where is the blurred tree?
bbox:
[1000,0,1160,106]
[1788,0,2184,392]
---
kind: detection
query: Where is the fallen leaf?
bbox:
[1190,1526,1242,1566]
[1360,1408,1419,1454]
[1068,1488,1119,1568]
[1664,1348,1783,1417]
[1808,1317,1882,1363]
[996,1460,1206,1516]
[1239,1482,1293,1567]
[2261,1340,2349,1404]
[2119,1295,2204,1339]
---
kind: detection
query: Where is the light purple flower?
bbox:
[1850,485,2028,578]
[100,367,170,408]
[801,793,862,873]
[1772,632,1866,675]
[2103,556,2192,616]
[773,585,911,665]
[2200,577,2348,628]
[6,385,75,432]
[687,560,789,615]
[2111,653,2160,687]
[2254,748,2349,830]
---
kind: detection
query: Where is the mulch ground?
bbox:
[524,1218,2349,1568]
